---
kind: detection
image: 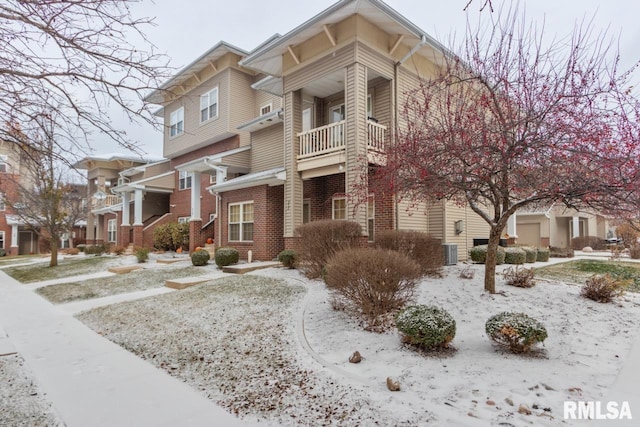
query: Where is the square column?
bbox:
[133,188,143,226]
[190,172,201,221]
[121,191,131,226]
[283,90,304,237]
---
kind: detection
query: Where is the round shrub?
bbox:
[469,245,505,264]
[215,247,239,268]
[396,305,456,350]
[324,248,420,331]
[522,247,537,263]
[375,230,444,276]
[581,274,628,303]
[536,247,550,262]
[278,249,298,269]
[134,246,150,263]
[504,247,526,265]
[191,249,210,266]
[485,312,547,353]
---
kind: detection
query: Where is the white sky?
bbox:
[104,0,640,158]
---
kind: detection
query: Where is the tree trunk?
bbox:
[49,239,58,267]
[483,226,502,293]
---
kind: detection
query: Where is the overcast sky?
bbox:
[105,0,640,159]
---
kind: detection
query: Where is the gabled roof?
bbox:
[145,41,249,104]
[239,0,448,76]
[73,154,157,170]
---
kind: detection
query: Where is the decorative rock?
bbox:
[582,246,593,253]
[386,377,400,391]
[486,400,495,406]
[518,404,532,415]
[349,351,362,364]
[505,397,514,406]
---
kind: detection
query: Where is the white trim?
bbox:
[200,86,219,123]
[332,196,346,220]
[178,216,190,224]
[107,219,117,243]
[178,170,192,191]
[169,107,184,138]
[228,201,254,242]
[259,103,272,116]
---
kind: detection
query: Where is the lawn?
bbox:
[3,255,128,283]
[536,259,640,292]
[0,255,42,267]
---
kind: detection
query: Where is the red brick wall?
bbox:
[303,173,345,222]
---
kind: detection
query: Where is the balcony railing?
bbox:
[91,195,121,210]
[297,120,386,159]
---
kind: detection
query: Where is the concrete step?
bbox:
[108,265,143,274]
[165,276,211,290]
[221,261,281,274]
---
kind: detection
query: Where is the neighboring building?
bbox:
[84,0,498,261]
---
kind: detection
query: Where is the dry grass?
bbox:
[3,256,124,283]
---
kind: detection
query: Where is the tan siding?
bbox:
[283,90,303,237]
[356,42,395,80]
[397,201,429,232]
[444,202,490,261]
[370,78,391,130]
[144,162,171,178]
[228,68,255,147]
[284,45,356,93]
[255,91,283,113]
[427,201,445,240]
[251,124,284,171]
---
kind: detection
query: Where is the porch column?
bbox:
[283,89,303,240]
[189,172,203,253]
[95,214,104,243]
[11,224,18,255]
[132,188,144,247]
[507,214,517,238]
[345,62,368,235]
[120,191,131,246]
[572,216,580,239]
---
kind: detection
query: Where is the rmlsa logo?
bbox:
[564,401,632,420]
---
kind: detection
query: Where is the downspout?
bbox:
[204,158,228,247]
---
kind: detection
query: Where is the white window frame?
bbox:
[0,193,5,211]
[302,107,313,132]
[260,103,272,116]
[367,195,375,242]
[178,217,190,224]
[332,197,346,220]
[107,219,117,243]
[178,171,192,191]
[329,104,345,123]
[209,174,217,185]
[0,231,4,249]
[367,94,373,119]
[169,107,184,138]
[228,201,254,242]
[200,87,219,123]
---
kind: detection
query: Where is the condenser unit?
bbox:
[442,244,458,266]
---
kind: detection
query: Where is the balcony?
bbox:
[297,121,386,178]
[91,194,121,211]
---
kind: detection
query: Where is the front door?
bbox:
[18,231,34,255]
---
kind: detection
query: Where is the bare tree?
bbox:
[0,0,167,159]
[372,6,640,293]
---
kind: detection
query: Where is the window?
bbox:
[209,174,217,185]
[178,217,190,224]
[303,199,311,224]
[367,195,375,242]
[0,193,4,211]
[302,107,312,132]
[169,107,184,137]
[229,202,254,242]
[260,103,272,116]
[330,104,345,123]
[200,87,218,122]
[367,94,373,118]
[332,197,346,220]
[0,231,4,249]
[178,171,192,190]
[107,219,117,243]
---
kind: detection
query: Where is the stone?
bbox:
[349,351,362,364]
[486,400,495,406]
[386,377,400,391]
[582,246,593,252]
[518,404,532,415]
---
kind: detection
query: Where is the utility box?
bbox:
[442,244,458,266]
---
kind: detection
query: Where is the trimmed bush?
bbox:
[191,249,210,266]
[504,247,526,265]
[153,222,189,251]
[215,247,239,268]
[0,249,6,257]
[66,248,80,256]
[486,312,548,353]
[134,247,150,263]
[469,245,505,265]
[536,247,550,262]
[375,230,444,276]
[294,220,362,279]
[396,305,456,350]
[277,249,298,269]
[522,247,537,263]
[84,244,105,256]
[549,246,574,258]
[324,248,420,331]
[112,245,126,255]
[581,274,628,303]
[76,244,87,253]
[502,266,536,288]
[571,236,606,251]
[629,245,640,260]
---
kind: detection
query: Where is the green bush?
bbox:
[375,230,443,276]
[396,305,456,350]
[581,274,628,303]
[469,245,505,264]
[215,247,239,268]
[522,247,537,263]
[76,244,87,253]
[191,249,210,266]
[324,248,420,331]
[486,312,547,353]
[536,247,550,262]
[502,266,536,288]
[84,244,105,256]
[135,247,150,263]
[277,249,298,269]
[294,220,362,279]
[504,247,526,265]
[0,249,6,257]
[153,222,189,251]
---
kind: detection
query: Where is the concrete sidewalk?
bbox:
[0,270,249,427]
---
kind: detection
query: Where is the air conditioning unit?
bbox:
[442,244,458,266]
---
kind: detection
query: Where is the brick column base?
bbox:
[132,225,144,248]
[120,225,132,247]
[189,220,203,253]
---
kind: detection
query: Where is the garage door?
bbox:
[518,223,541,247]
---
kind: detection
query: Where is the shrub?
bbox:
[134,247,150,263]
[459,265,475,279]
[502,266,536,288]
[469,245,505,265]
[536,247,550,262]
[571,236,606,251]
[294,220,362,278]
[153,222,189,251]
[504,247,526,265]
[522,247,537,263]
[486,312,548,353]
[580,274,628,303]
[215,247,239,268]
[66,248,80,256]
[0,249,6,257]
[613,222,639,248]
[277,249,298,269]
[324,248,421,331]
[629,245,640,260]
[191,249,210,266]
[76,244,87,253]
[375,230,444,276]
[84,244,105,256]
[396,305,456,350]
[549,246,574,258]
[112,246,126,255]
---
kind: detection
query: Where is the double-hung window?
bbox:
[200,87,218,123]
[228,202,254,242]
[107,219,117,243]
[178,171,192,190]
[0,231,4,249]
[169,107,184,137]
[367,195,375,242]
[0,193,5,211]
[332,197,346,220]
